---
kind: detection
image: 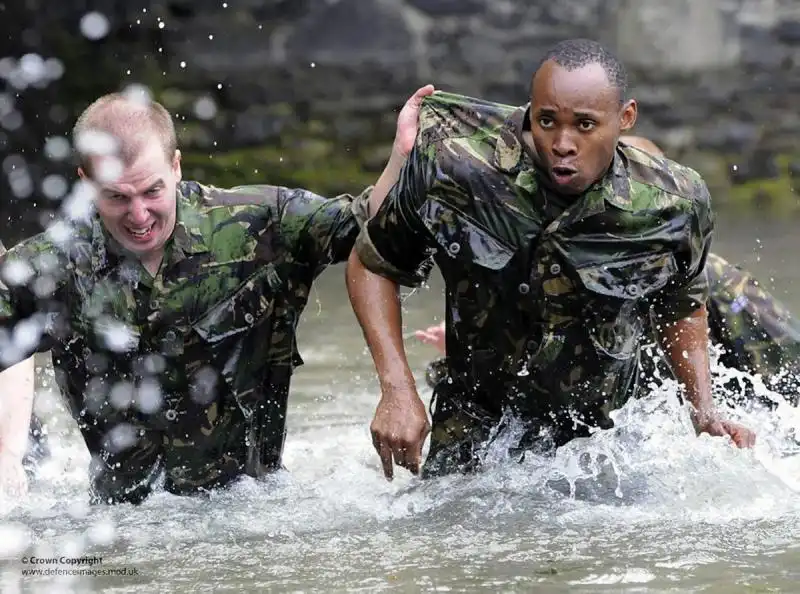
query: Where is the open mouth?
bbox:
[125,222,156,242]
[550,165,578,184]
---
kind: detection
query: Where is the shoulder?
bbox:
[180,180,282,212]
[622,144,710,209]
[417,91,517,148]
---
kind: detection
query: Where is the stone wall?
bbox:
[1,0,799,244]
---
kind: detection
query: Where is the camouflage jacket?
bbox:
[0,181,368,495]
[357,92,713,419]
[705,253,800,395]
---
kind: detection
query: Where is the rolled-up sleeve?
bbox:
[355,141,437,287]
[651,180,714,323]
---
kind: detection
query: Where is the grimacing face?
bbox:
[529,59,637,195]
[79,139,181,261]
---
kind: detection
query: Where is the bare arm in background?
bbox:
[0,240,38,495]
[346,86,436,480]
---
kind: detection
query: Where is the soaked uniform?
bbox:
[426,253,800,411]
[705,253,800,405]
[356,92,713,477]
[0,181,368,503]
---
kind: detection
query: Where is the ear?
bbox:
[172,149,182,182]
[77,166,87,180]
[619,99,637,133]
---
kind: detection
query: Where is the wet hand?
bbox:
[414,322,446,355]
[393,84,436,158]
[698,418,756,448]
[370,387,430,480]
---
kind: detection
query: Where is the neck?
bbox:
[140,251,164,277]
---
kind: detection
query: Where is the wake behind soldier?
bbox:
[0,86,431,503]
[346,39,755,481]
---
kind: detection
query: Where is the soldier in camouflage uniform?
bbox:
[0,85,432,504]
[419,137,800,407]
[346,39,754,481]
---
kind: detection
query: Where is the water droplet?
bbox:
[43,58,64,80]
[42,174,68,199]
[158,22,165,29]
[122,83,152,106]
[80,12,111,40]
[136,379,163,414]
[1,111,22,131]
[208,34,214,40]
[180,61,187,69]
[44,136,71,161]
[0,525,31,557]
[18,53,46,85]
[86,519,116,546]
[193,96,217,120]
[74,129,119,158]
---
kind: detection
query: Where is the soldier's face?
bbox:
[81,142,181,259]
[528,60,637,195]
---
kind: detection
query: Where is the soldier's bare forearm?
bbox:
[368,149,406,217]
[0,355,36,461]
[657,305,717,424]
[346,251,417,395]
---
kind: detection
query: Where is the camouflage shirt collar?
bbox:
[493,104,635,212]
[170,181,211,261]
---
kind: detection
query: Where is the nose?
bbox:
[126,197,150,225]
[552,131,577,158]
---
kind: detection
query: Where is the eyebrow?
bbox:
[102,178,164,196]
[534,107,604,119]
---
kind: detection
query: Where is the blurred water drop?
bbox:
[104,423,139,453]
[31,274,56,298]
[136,378,163,414]
[193,96,217,120]
[94,155,123,183]
[2,258,34,287]
[43,58,65,81]
[44,136,71,161]
[0,93,12,118]
[42,174,68,200]
[68,500,91,520]
[18,53,46,85]
[87,518,116,546]
[109,381,134,411]
[122,83,152,106]
[0,524,31,557]
[0,57,15,79]
[1,111,23,131]
[74,129,119,158]
[62,179,97,221]
[45,220,74,245]
[80,12,110,40]
[2,154,25,174]
[8,169,33,198]
[95,319,139,352]
[190,366,219,405]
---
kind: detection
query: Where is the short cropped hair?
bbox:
[72,92,177,175]
[537,38,628,102]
